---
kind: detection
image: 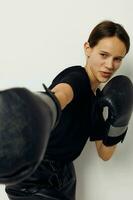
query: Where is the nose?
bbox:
[105,58,114,70]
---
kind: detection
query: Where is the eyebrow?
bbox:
[100,50,124,59]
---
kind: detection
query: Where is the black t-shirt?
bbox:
[45,66,103,162]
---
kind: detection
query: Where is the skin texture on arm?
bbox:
[95,140,117,161]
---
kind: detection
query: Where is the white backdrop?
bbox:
[0,0,133,199]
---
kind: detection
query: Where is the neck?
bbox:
[84,65,100,93]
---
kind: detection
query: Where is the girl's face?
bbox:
[84,36,127,87]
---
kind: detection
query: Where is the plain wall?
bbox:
[0,0,133,199]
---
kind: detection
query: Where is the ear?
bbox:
[84,42,92,56]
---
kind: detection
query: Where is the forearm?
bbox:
[95,140,117,161]
[51,83,74,110]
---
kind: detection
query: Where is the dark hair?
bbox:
[88,20,130,54]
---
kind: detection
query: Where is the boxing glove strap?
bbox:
[42,84,62,129]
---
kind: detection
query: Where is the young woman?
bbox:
[6,20,131,200]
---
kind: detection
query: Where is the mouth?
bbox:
[100,71,112,78]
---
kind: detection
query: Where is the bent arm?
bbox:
[95,140,117,161]
[51,83,117,161]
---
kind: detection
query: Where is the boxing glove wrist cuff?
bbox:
[42,84,61,128]
[37,84,61,129]
[107,125,128,137]
[103,128,127,146]
[36,92,57,130]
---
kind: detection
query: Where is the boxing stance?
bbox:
[0,20,132,200]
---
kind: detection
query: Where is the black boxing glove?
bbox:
[93,75,133,146]
[0,84,61,185]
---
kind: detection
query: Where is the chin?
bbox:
[100,73,114,83]
[98,76,111,83]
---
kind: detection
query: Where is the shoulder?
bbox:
[49,65,90,88]
[52,65,84,80]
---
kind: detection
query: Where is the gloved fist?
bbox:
[0,84,61,185]
[92,75,133,146]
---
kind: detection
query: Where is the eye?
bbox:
[100,53,108,58]
[114,57,122,63]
